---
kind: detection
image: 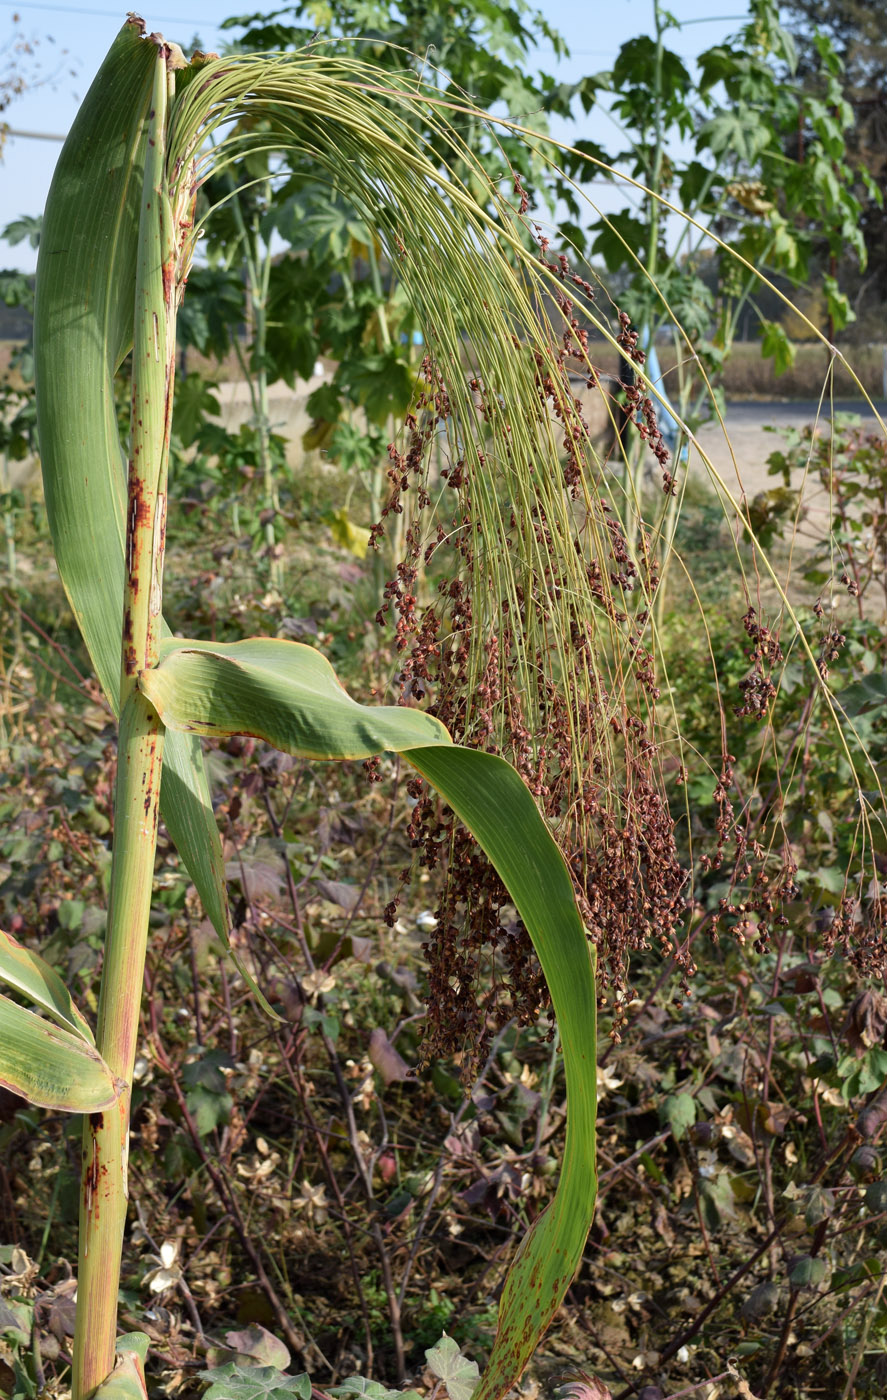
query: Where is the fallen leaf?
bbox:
[369,1028,411,1085]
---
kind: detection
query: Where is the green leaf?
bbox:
[402,746,596,1400]
[0,926,95,1044]
[304,381,343,424]
[198,1362,312,1400]
[139,635,597,1399]
[331,1380,422,1400]
[698,108,772,163]
[116,1335,150,1363]
[790,1256,829,1289]
[425,1334,480,1400]
[140,637,451,759]
[661,1092,696,1141]
[172,372,221,446]
[836,673,887,719]
[0,993,118,1112]
[864,1182,887,1214]
[758,319,796,377]
[342,350,414,426]
[34,20,230,954]
[186,1085,232,1137]
[590,210,650,274]
[699,1172,736,1230]
[0,1295,32,1345]
[176,264,244,359]
[2,214,42,249]
[805,1187,835,1228]
[92,1347,148,1400]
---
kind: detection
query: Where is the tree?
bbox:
[553,0,871,387]
[779,0,887,340]
[0,15,75,155]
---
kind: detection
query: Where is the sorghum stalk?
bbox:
[72,43,180,1398]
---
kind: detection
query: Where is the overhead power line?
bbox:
[2,124,66,140]
[3,0,610,53]
[1,0,217,23]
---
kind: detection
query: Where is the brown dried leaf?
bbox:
[369,1028,411,1085]
[843,989,887,1053]
[224,1323,290,1370]
[314,878,362,911]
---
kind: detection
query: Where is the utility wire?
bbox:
[1,0,219,23]
[2,124,65,140]
[4,0,606,52]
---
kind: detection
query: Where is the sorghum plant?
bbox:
[1,13,884,1400]
[5,19,606,1400]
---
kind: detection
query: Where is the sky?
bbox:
[0,0,753,271]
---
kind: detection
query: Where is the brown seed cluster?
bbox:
[369,317,703,1067]
[825,895,887,977]
[367,269,884,1065]
[614,309,674,491]
[735,606,783,719]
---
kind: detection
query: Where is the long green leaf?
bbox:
[139,635,596,1395]
[0,927,95,1044]
[0,994,120,1112]
[141,637,451,757]
[33,19,229,945]
[403,746,596,1400]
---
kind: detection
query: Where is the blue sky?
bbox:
[1,0,750,270]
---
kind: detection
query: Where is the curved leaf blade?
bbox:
[33,19,229,945]
[404,744,597,1400]
[141,637,452,758]
[0,927,95,1044]
[138,636,596,1397]
[0,994,120,1112]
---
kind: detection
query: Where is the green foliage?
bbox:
[425,1334,480,1400]
[5,4,887,1399]
[758,319,796,377]
[182,1050,235,1136]
[199,1363,312,1400]
[660,1092,697,1142]
[175,0,576,535]
[552,0,869,399]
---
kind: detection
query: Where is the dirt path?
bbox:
[691,398,886,496]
